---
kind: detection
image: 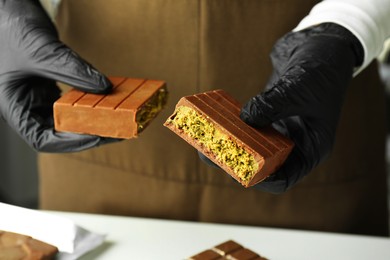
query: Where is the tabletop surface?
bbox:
[51,211,390,260]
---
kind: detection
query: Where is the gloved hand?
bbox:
[240,23,364,193]
[0,0,115,153]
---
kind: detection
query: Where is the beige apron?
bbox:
[39,0,389,236]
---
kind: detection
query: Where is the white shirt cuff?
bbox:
[294,0,390,75]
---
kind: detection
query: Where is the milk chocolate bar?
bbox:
[187,240,268,260]
[54,77,168,139]
[164,89,293,187]
[0,230,58,260]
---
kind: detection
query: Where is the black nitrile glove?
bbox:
[0,0,115,153]
[240,23,364,193]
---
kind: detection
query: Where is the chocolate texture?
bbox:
[187,240,268,260]
[164,89,293,187]
[0,230,58,260]
[54,77,168,139]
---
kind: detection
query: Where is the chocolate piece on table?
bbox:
[213,240,243,256]
[226,248,261,260]
[0,230,58,260]
[54,77,168,139]
[187,240,268,260]
[164,89,293,187]
[188,249,222,260]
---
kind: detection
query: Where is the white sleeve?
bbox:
[294,0,390,75]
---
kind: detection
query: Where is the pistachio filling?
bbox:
[136,87,168,132]
[167,106,258,182]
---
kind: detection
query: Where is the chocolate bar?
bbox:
[54,77,168,139]
[164,89,293,187]
[0,230,58,260]
[187,240,268,260]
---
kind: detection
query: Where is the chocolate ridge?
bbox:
[187,95,274,158]
[95,77,144,109]
[201,91,280,154]
[212,90,292,149]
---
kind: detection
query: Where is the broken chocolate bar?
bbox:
[187,240,268,260]
[164,89,293,187]
[54,77,168,139]
[0,230,58,260]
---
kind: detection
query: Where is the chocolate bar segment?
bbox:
[187,240,268,260]
[227,248,261,260]
[213,240,243,256]
[0,230,58,260]
[164,89,293,187]
[188,249,222,260]
[54,77,168,139]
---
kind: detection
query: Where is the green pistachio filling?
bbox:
[136,87,168,132]
[167,106,258,182]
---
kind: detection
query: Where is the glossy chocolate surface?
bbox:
[187,240,268,260]
[164,89,293,187]
[0,230,58,260]
[54,77,167,139]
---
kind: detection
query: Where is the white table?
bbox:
[52,211,390,260]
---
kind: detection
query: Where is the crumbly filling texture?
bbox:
[167,106,258,182]
[136,87,168,132]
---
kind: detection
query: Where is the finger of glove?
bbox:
[29,39,112,94]
[19,117,122,153]
[240,81,298,128]
[241,28,309,127]
[0,94,100,152]
[19,110,122,152]
[37,130,124,153]
[266,30,307,87]
[31,130,104,153]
